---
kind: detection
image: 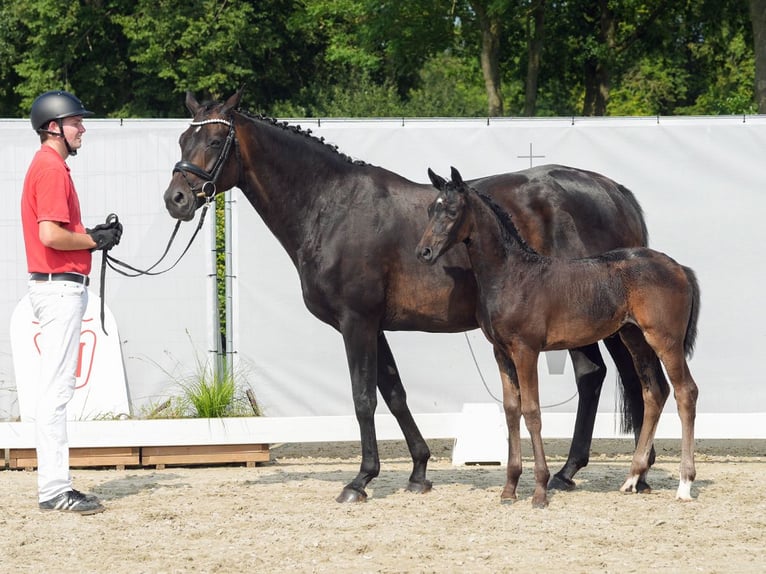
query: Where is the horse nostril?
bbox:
[420,247,432,262]
[173,191,186,205]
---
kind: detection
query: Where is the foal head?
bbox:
[416,166,472,265]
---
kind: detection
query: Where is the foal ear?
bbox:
[427,168,447,190]
[222,89,243,114]
[450,166,465,187]
[185,91,201,115]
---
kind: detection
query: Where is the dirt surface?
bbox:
[2,438,765,573]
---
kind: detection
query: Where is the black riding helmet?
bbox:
[30,90,94,155]
[30,90,93,131]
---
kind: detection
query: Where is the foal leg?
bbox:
[375,332,432,494]
[494,348,522,503]
[618,327,669,494]
[549,344,606,491]
[511,344,550,508]
[651,347,698,500]
[603,334,656,492]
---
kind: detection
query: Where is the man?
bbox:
[21,90,122,515]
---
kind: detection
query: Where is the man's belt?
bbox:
[30,272,90,286]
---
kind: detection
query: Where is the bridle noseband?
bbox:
[173,117,237,200]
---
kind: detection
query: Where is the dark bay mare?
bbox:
[164,90,651,503]
[417,167,700,507]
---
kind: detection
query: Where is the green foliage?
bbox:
[0,0,758,119]
[608,58,690,116]
[405,53,489,117]
[1,0,132,117]
[180,362,236,419]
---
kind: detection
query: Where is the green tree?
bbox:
[112,0,320,116]
[0,0,132,117]
[751,0,766,112]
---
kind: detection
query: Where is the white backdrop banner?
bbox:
[233,115,766,421]
[1,116,764,436]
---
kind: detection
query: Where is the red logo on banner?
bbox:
[32,318,98,390]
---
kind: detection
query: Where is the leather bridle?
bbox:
[173,117,237,201]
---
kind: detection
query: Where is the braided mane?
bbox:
[237,105,368,166]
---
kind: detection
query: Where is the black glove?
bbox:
[87,215,123,251]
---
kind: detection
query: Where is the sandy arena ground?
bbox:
[1,438,765,573]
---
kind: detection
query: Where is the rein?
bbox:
[97,116,236,334]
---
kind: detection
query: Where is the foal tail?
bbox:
[683,266,701,358]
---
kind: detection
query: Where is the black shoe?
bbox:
[39,489,105,515]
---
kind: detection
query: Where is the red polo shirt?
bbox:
[21,145,92,275]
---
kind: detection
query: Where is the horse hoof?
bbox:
[500,495,517,505]
[531,498,549,509]
[636,480,652,494]
[406,480,433,494]
[336,487,368,503]
[548,474,576,491]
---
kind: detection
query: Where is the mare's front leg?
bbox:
[375,332,432,494]
[336,318,382,503]
[511,344,550,508]
[549,344,606,491]
[494,348,522,503]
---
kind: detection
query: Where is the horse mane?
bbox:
[468,186,540,258]
[235,106,369,166]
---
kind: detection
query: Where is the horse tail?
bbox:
[682,265,701,358]
[610,184,650,436]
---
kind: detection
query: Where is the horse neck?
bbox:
[463,190,536,281]
[235,114,353,256]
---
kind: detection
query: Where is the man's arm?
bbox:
[38,220,97,251]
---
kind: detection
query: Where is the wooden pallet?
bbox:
[141,444,270,469]
[6,444,270,471]
[9,447,141,471]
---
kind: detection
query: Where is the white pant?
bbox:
[28,279,88,502]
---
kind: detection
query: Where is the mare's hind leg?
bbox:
[375,332,432,494]
[617,326,669,495]
[549,344,606,491]
[603,335,656,492]
[494,348,522,503]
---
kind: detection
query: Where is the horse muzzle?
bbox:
[164,185,198,222]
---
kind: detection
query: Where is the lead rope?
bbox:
[96,202,211,334]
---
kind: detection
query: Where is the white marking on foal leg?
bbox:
[676,478,693,501]
[620,475,639,493]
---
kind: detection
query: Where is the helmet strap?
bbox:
[38,119,77,156]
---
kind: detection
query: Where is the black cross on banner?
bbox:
[517,142,545,167]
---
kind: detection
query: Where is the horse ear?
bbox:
[427,168,446,190]
[185,91,201,115]
[222,89,244,114]
[450,166,464,186]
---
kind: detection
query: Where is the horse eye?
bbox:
[208,139,222,149]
